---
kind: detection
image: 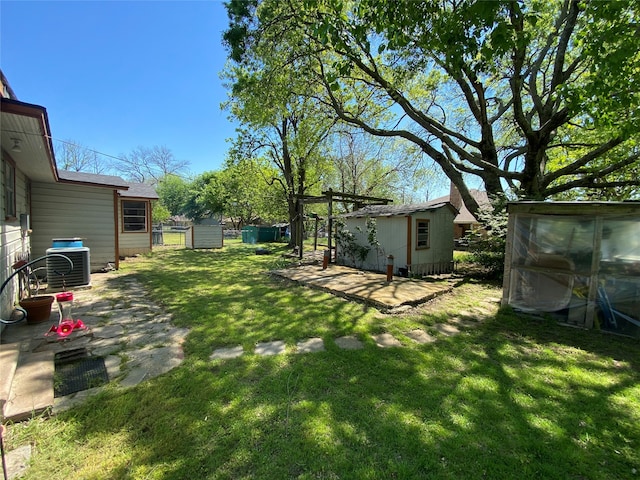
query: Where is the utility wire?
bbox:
[0,127,126,162]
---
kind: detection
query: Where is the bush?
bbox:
[465,196,508,279]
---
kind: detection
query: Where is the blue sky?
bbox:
[1,0,236,177]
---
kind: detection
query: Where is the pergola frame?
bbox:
[294,189,392,260]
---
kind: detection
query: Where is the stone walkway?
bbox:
[1,273,189,422]
[211,301,500,360]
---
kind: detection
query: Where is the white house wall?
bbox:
[31,182,115,272]
[411,209,455,266]
[339,209,455,273]
[0,167,29,319]
[340,216,409,271]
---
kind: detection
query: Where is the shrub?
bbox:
[465,196,508,279]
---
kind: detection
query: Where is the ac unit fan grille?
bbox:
[46,248,91,288]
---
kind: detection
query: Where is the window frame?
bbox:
[121,199,148,233]
[3,157,16,220]
[415,218,430,250]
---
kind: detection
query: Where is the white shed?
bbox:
[336,202,457,275]
[186,225,224,249]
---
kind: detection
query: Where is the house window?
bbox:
[3,158,16,219]
[416,219,430,249]
[122,200,147,232]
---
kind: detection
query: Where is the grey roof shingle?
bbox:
[339,201,455,218]
[120,183,159,199]
[58,170,129,188]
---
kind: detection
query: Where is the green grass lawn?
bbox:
[6,242,640,479]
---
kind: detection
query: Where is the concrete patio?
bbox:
[0,273,188,424]
[271,264,457,309]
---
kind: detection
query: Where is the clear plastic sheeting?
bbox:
[505,209,640,337]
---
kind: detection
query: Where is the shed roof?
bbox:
[339,201,457,219]
[507,201,640,215]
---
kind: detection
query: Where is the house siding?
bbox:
[118,198,152,256]
[1,166,30,319]
[31,182,116,272]
[411,209,455,266]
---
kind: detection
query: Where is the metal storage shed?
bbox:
[186,225,223,249]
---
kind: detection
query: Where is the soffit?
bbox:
[1,99,57,183]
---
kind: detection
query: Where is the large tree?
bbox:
[225,0,640,216]
[222,38,338,245]
[55,139,108,174]
[324,128,440,206]
[156,174,191,216]
[114,145,189,185]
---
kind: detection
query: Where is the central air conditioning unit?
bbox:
[46,247,91,289]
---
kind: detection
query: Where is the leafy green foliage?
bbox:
[151,201,170,224]
[156,174,190,217]
[334,219,370,267]
[466,196,509,279]
[225,0,640,215]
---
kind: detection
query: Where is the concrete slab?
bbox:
[296,337,325,353]
[0,342,21,414]
[372,333,403,348]
[272,265,453,309]
[255,340,286,356]
[119,367,148,388]
[1,273,188,423]
[92,324,125,339]
[210,345,244,360]
[3,443,32,480]
[3,350,55,422]
[335,335,364,350]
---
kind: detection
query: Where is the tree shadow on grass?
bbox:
[55,247,639,479]
[112,246,378,358]
[32,313,639,479]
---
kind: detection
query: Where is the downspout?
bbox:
[148,200,153,251]
[406,216,412,267]
[113,190,120,270]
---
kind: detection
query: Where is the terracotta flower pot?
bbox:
[19,295,55,324]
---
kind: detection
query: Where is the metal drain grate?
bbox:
[54,349,109,397]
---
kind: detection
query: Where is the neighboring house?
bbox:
[336,202,457,275]
[428,183,490,240]
[1,71,156,320]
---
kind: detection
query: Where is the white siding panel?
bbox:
[412,210,454,265]
[338,208,455,273]
[188,225,223,249]
[31,182,115,272]
[1,168,30,319]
